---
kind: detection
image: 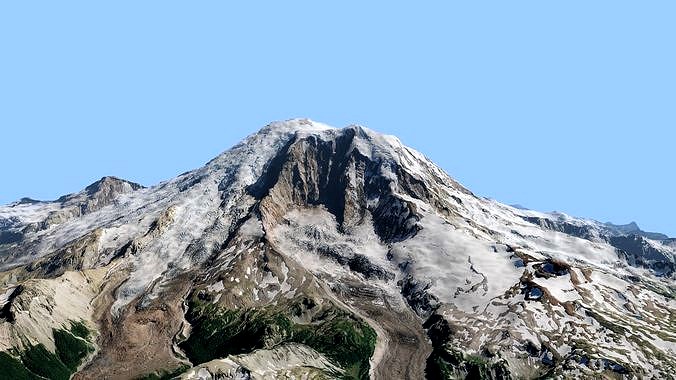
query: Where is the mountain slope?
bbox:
[0,119,674,379]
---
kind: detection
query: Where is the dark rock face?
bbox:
[250,128,372,228]
[16,198,42,205]
[25,228,112,278]
[522,216,596,240]
[522,216,673,276]
[605,222,669,240]
[251,127,426,244]
[399,276,439,317]
[59,176,144,215]
[534,259,570,278]
[1,216,25,248]
[314,243,394,281]
[347,254,395,281]
[611,235,674,276]
[370,194,421,242]
[1,122,674,379]
[0,216,20,230]
[4,177,145,239]
[0,231,23,245]
[522,340,557,367]
[424,314,513,380]
[0,285,22,322]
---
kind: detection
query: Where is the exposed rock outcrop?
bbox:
[0,120,673,379]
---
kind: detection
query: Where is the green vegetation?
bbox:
[68,320,91,340]
[424,313,511,380]
[426,347,460,380]
[0,351,41,380]
[0,320,93,380]
[465,353,490,367]
[292,315,376,379]
[180,297,376,380]
[54,328,93,371]
[20,343,72,380]
[425,347,511,380]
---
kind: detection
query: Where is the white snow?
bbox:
[207,281,225,293]
[532,274,581,303]
[1,119,673,377]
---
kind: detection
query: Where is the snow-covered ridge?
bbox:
[0,119,674,379]
[1,119,672,293]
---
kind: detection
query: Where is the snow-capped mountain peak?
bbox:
[0,120,673,379]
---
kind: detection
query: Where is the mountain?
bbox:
[0,119,674,380]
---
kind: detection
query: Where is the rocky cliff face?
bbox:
[0,119,674,380]
[522,213,675,276]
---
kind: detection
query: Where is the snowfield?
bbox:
[0,119,674,379]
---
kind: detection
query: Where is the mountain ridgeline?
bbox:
[0,119,674,379]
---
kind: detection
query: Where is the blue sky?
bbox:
[1,2,674,236]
